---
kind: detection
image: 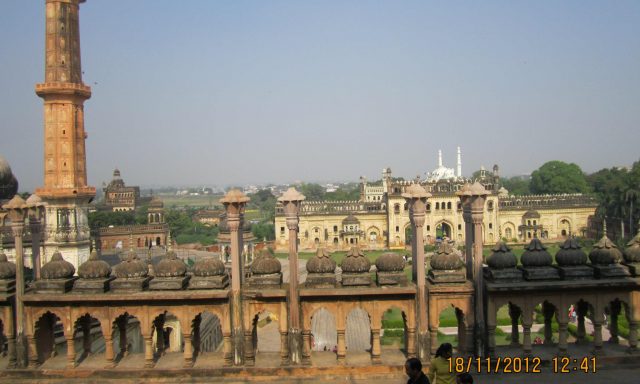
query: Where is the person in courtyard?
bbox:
[405,357,430,384]
[428,343,456,384]
[456,372,473,384]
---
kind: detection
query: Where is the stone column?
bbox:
[222,333,233,366]
[403,184,431,360]
[429,325,439,356]
[104,334,115,368]
[28,218,43,280]
[4,305,16,368]
[278,188,305,364]
[183,333,193,368]
[243,330,255,366]
[144,336,154,368]
[27,335,38,368]
[4,196,28,367]
[336,329,346,362]
[221,189,249,365]
[406,328,416,358]
[371,329,381,364]
[558,321,568,354]
[522,310,532,355]
[301,330,311,365]
[627,320,638,352]
[509,304,521,346]
[576,301,588,344]
[543,302,555,345]
[280,331,290,365]
[593,318,604,354]
[609,300,621,344]
[458,182,489,357]
[66,336,76,368]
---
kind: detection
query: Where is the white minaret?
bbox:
[457,146,462,177]
[438,150,443,167]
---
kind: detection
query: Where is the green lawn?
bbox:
[159,194,224,209]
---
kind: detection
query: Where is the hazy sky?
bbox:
[2,1,639,191]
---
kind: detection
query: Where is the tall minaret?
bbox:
[457,146,462,177]
[438,150,443,167]
[35,0,95,269]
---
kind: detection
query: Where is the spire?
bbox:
[457,146,462,177]
[603,218,607,238]
[438,149,443,167]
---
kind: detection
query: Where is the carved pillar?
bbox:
[609,300,621,344]
[183,334,193,368]
[457,183,489,358]
[301,330,312,365]
[429,325,439,356]
[12,222,26,367]
[336,329,346,362]
[628,320,638,352]
[406,328,416,358]
[403,184,431,360]
[28,216,43,280]
[281,331,291,365]
[522,315,532,355]
[66,336,76,368]
[509,303,521,346]
[222,333,233,366]
[371,329,381,364]
[144,336,154,368]
[5,305,16,368]
[593,320,604,354]
[576,301,588,344]
[27,335,38,368]
[543,302,554,345]
[243,331,255,366]
[104,334,115,368]
[221,189,249,366]
[558,320,568,354]
[279,188,305,364]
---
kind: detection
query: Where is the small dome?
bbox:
[193,257,226,277]
[556,237,588,266]
[521,238,553,267]
[487,241,517,269]
[306,248,336,274]
[149,196,164,208]
[114,249,148,278]
[589,232,622,265]
[78,248,111,278]
[155,250,187,277]
[341,246,371,273]
[0,252,16,279]
[375,252,405,272]
[624,226,640,263]
[430,240,464,270]
[342,214,360,225]
[251,249,281,275]
[497,187,509,197]
[41,250,76,279]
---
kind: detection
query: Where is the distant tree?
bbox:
[248,189,277,222]
[88,210,136,230]
[530,161,590,195]
[298,183,325,201]
[251,222,275,241]
[325,184,360,201]
[501,176,531,195]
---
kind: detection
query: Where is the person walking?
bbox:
[427,343,456,384]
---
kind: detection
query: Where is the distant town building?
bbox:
[102,169,148,212]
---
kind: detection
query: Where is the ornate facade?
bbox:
[275,164,598,251]
[102,169,145,212]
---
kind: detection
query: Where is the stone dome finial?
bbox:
[521,237,553,267]
[624,220,640,263]
[589,225,623,265]
[251,249,281,275]
[193,257,226,277]
[375,252,405,272]
[114,249,148,278]
[556,237,588,266]
[306,247,336,274]
[155,248,187,277]
[0,252,17,279]
[430,238,464,270]
[78,244,111,279]
[41,250,76,279]
[340,246,371,273]
[487,241,517,269]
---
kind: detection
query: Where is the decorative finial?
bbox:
[167,231,172,251]
[603,218,607,237]
[91,238,96,253]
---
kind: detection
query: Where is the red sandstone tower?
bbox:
[35,0,95,269]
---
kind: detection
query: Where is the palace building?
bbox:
[275,149,598,251]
